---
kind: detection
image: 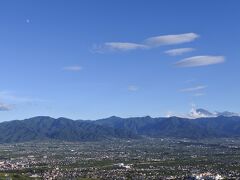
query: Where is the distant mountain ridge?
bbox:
[0,116,137,143]
[1,115,240,143]
[188,108,239,118]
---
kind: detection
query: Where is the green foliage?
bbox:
[1,116,240,143]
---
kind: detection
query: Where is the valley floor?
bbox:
[1,138,240,179]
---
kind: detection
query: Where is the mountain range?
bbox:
[193,108,239,118]
[1,112,240,143]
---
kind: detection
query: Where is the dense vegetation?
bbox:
[1,115,240,143]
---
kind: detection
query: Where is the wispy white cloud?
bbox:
[166,105,240,119]
[105,42,148,51]
[165,48,195,56]
[145,33,199,47]
[0,91,45,103]
[93,32,199,53]
[188,106,210,118]
[165,111,175,118]
[180,85,207,92]
[94,42,148,52]
[0,102,12,111]
[165,105,209,119]
[175,56,225,67]
[63,66,82,71]
[193,93,205,97]
[128,85,139,92]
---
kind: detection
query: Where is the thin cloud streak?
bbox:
[180,85,207,92]
[93,42,148,52]
[94,32,199,53]
[0,102,12,111]
[145,33,199,47]
[63,66,82,71]
[0,91,46,103]
[193,93,205,97]
[128,85,139,92]
[104,42,148,51]
[165,48,195,56]
[175,56,225,67]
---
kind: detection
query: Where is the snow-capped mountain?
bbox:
[214,111,239,117]
[189,108,239,119]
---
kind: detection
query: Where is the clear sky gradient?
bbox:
[0,0,239,121]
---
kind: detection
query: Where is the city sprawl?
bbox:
[1,138,240,179]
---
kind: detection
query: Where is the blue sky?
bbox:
[0,0,239,121]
